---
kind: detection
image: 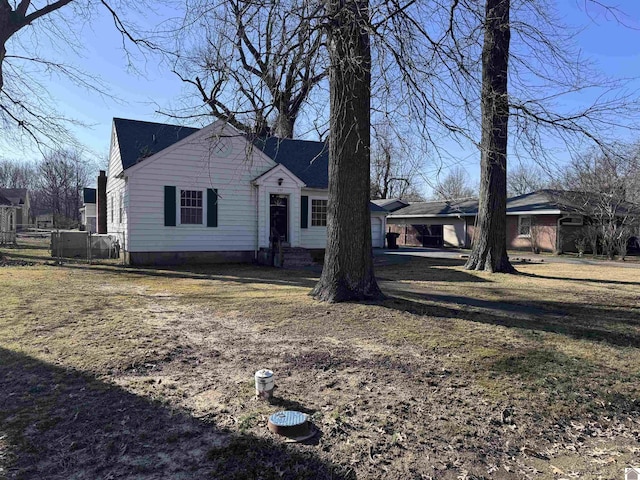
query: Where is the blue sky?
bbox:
[2,1,639,192]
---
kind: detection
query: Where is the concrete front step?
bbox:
[258,247,314,268]
[281,247,314,268]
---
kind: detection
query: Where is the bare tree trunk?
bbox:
[273,111,294,138]
[465,0,515,273]
[311,0,383,302]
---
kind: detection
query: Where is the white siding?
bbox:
[299,190,328,248]
[125,129,275,253]
[443,221,465,247]
[371,214,387,248]
[254,165,305,248]
[82,203,97,232]
[83,203,96,218]
[106,126,128,249]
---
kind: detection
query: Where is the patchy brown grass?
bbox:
[1,241,639,479]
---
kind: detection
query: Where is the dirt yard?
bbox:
[1,240,639,479]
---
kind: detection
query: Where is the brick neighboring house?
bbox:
[386,190,638,253]
[0,188,30,230]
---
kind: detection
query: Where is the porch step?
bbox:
[281,247,314,268]
[257,247,314,268]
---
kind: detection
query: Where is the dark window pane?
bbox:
[180,190,204,224]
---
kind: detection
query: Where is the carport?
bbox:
[386,198,477,248]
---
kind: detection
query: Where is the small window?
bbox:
[119,191,124,224]
[311,199,327,227]
[181,190,203,224]
[110,196,114,223]
[518,216,531,237]
[560,216,583,226]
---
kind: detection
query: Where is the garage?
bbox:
[385,198,476,248]
[371,216,385,248]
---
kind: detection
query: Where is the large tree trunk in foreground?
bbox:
[465,0,515,273]
[311,0,383,302]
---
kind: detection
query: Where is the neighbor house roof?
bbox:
[113,118,200,170]
[505,190,568,214]
[370,202,387,213]
[388,192,566,218]
[0,193,12,206]
[520,189,640,216]
[389,197,478,218]
[252,137,329,189]
[371,198,409,212]
[83,188,96,204]
[0,188,28,206]
[389,189,640,219]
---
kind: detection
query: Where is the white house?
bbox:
[79,188,97,232]
[105,118,386,265]
[0,188,29,230]
[0,192,18,245]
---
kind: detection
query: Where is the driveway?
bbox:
[374,247,640,268]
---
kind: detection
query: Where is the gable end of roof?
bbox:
[113,118,200,170]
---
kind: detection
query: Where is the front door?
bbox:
[270,194,288,243]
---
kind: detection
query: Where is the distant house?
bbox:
[103,118,386,265]
[0,192,18,244]
[0,188,30,230]
[79,188,97,232]
[35,213,54,229]
[386,197,477,248]
[387,190,638,253]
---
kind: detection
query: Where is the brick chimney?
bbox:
[97,170,107,234]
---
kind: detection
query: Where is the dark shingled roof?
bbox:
[113,119,332,188]
[390,198,478,217]
[83,188,96,204]
[0,193,12,206]
[371,198,410,212]
[510,189,640,216]
[252,137,329,189]
[370,202,387,213]
[0,188,27,206]
[390,189,640,218]
[114,118,200,170]
[504,190,569,213]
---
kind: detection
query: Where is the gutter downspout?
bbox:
[254,184,259,261]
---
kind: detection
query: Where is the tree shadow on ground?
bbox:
[376,256,489,283]
[0,243,46,251]
[0,252,53,262]
[0,348,352,480]
[518,271,640,287]
[4,249,486,288]
[54,262,321,289]
[381,290,640,348]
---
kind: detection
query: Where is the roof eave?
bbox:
[388,213,475,218]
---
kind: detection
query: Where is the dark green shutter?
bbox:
[164,186,176,226]
[301,195,308,229]
[207,188,218,227]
